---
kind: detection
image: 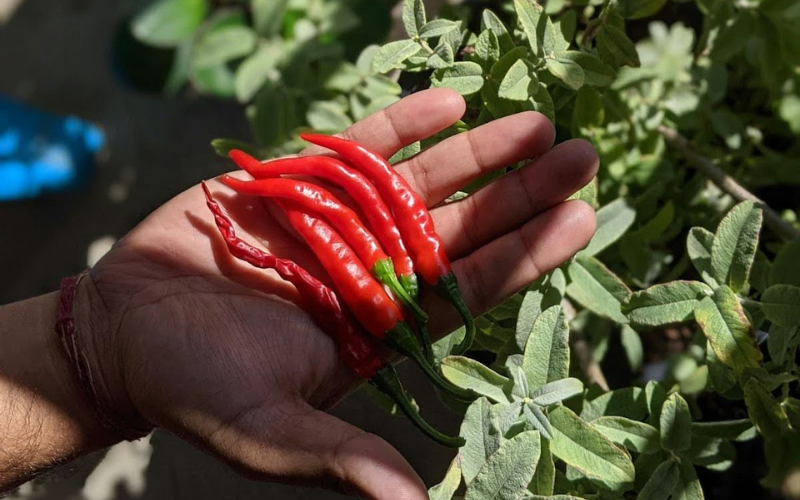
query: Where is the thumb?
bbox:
[210,400,430,500]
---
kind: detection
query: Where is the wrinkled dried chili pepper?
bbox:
[300,133,475,355]
[220,175,427,324]
[276,198,475,401]
[202,182,464,447]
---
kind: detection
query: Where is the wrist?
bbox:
[70,271,154,441]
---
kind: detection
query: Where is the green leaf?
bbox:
[618,0,668,19]
[234,43,281,103]
[193,64,236,98]
[306,101,353,134]
[481,9,515,53]
[522,306,570,391]
[659,393,692,452]
[210,138,258,158]
[499,59,534,101]
[428,43,455,69]
[572,87,604,130]
[429,455,462,500]
[580,198,637,257]
[514,0,556,58]
[402,0,426,38]
[710,200,763,292]
[761,284,800,328]
[420,19,459,39]
[623,281,713,327]
[597,25,641,67]
[621,325,644,372]
[695,286,762,374]
[442,356,512,403]
[431,62,485,96]
[566,256,631,324]
[531,378,584,407]
[248,83,295,146]
[529,438,556,495]
[465,431,541,500]
[691,419,756,442]
[671,460,705,500]
[592,417,660,454]
[515,289,545,351]
[568,177,598,208]
[783,398,800,430]
[389,141,422,165]
[524,402,553,439]
[546,57,584,90]
[373,40,423,73]
[524,83,556,123]
[192,26,256,69]
[687,227,720,288]
[581,387,647,422]
[768,323,799,365]
[637,460,680,500]
[549,406,636,491]
[251,0,288,37]
[743,379,789,440]
[461,398,494,484]
[560,51,616,87]
[770,239,800,287]
[634,451,667,491]
[131,0,208,47]
[685,435,735,469]
[645,381,667,426]
[705,344,743,400]
[475,30,501,69]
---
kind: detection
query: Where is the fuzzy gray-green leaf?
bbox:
[623,281,713,326]
[549,406,636,491]
[522,306,570,391]
[710,200,763,292]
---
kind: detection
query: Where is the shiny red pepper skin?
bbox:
[202,182,383,377]
[299,133,476,356]
[228,150,416,294]
[202,182,465,446]
[221,176,386,271]
[277,199,404,338]
[277,199,475,401]
[300,134,450,283]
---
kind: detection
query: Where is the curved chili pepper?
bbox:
[228,150,418,299]
[277,198,475,402]
[300,133,476,356]
[220,175,427,324]
[201,182,464,447]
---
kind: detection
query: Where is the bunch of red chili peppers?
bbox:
[202,134,477,447]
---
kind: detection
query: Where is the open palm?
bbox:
[88,89,598,499]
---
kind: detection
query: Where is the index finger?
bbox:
[300,88,466,160]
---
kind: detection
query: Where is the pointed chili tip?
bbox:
[228,149,259,169]
[201,181,213,203]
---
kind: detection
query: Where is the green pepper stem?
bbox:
[386,322,477,402]
[373,260,428,323]
[370,366,465,448]
[435,272,475,356]
[398,273,419,301]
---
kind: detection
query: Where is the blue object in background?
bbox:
[0,95,105,201]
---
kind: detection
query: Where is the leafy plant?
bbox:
[129,0,800,496]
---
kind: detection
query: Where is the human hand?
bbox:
[85,88,598,499]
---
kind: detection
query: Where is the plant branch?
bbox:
[659,125,800,242]
[561,298,610,392]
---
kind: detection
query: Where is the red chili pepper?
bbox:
[201,182,464,447]
[277,198,475,401]
[228,150,418,299]
[220,175,427,324]
[300,133,476,355]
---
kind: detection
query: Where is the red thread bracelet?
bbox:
[56,271,151,441]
